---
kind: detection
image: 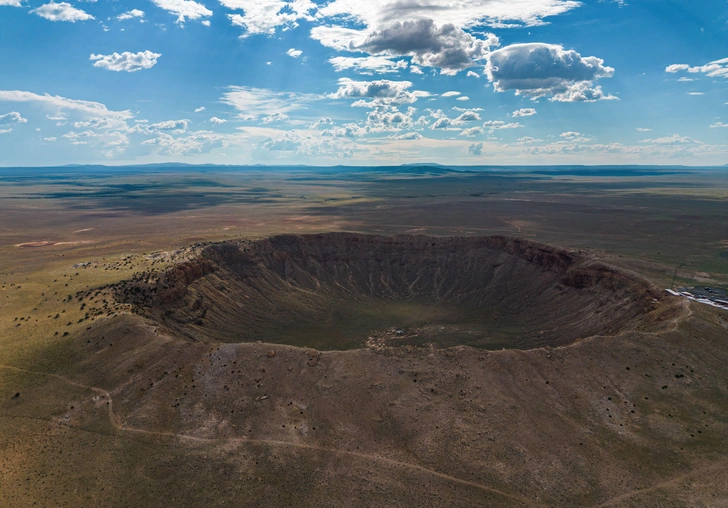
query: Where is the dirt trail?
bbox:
[596,461,728,507]
[0,364,535,506]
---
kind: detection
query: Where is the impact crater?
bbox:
[115,233,668,350]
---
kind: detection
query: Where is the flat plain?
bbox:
[1,164,727,506]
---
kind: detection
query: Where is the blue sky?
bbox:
[0,0,726,166]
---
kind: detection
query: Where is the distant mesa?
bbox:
[114,233,675,351]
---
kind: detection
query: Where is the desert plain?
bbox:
[0,164,727,506]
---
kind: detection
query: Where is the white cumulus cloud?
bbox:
[512,108,536,117]
[0,111,28,124]
[149,119,190,132]
[262,112,288,123]
[117,9,144,21]
[151,0,212,24]
[0,0,23,6]
[665,58,728,79]
[485,43,616,102]
[31,2,94,22]
[89,51,161,72]
[351,19,499,75]
[455,110,481,122]
[460,126,483,136]
[287,48,303,58]
[517,136,542,144]
[560,131,593,141]
[428,109,482,130]
[483,120,523,131]
[665,64,689,73]
[551,82,617,103]
[365,106,417,132]
[223,0,316,36]
[329,56,407,74]
[390,131,423,140]
[329,78,429,107]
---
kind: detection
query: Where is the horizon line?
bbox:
[1,162,726,170]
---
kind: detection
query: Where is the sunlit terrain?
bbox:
[2,0,728,505]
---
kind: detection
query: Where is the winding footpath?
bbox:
[0,363,533,506]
